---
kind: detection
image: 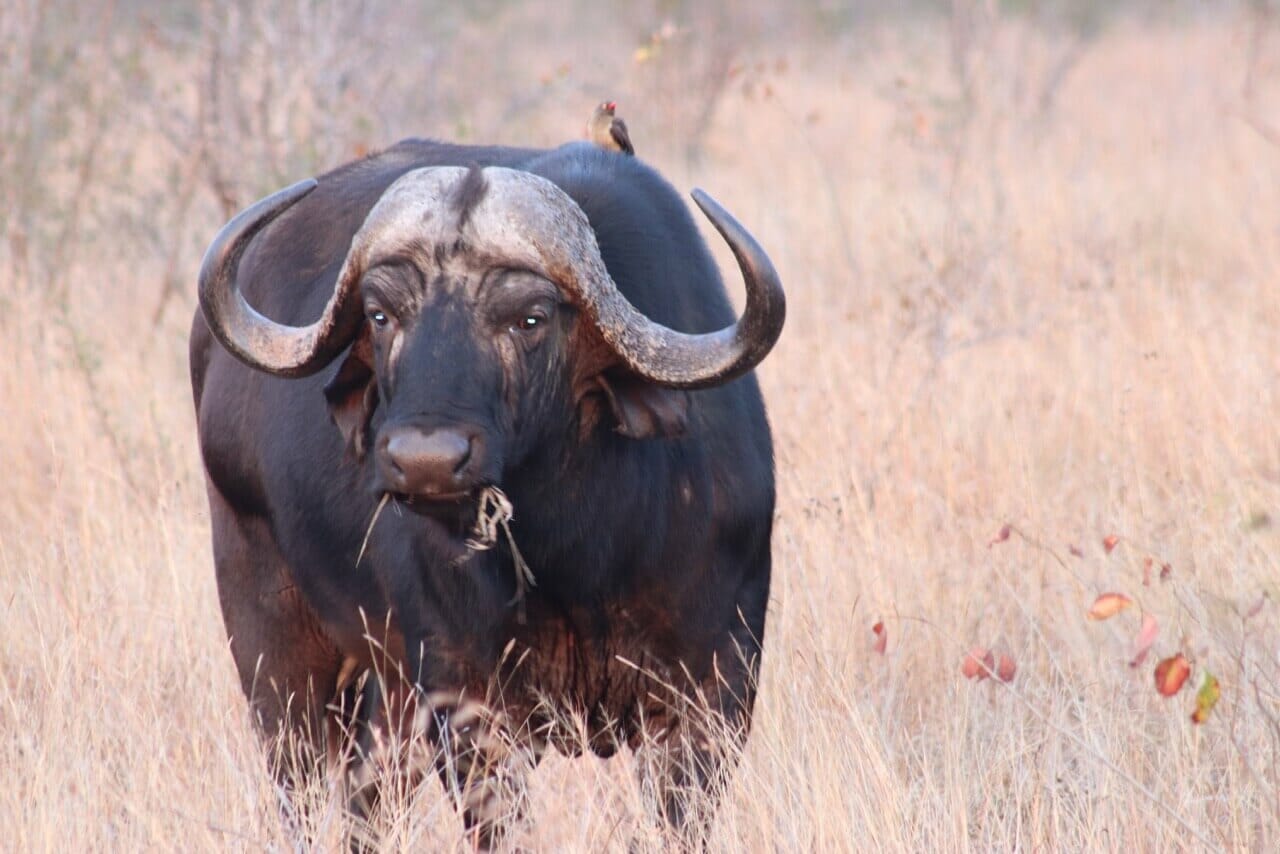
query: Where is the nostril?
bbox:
[381,435,406,475]
[452,436,475,476]
[426,430,471,476]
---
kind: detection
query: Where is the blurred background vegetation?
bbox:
[2,0,1270,308]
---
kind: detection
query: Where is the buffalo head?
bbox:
[197,165,784,510]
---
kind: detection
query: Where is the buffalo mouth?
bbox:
[392,488,479,516]
[370,489,486,552]
[371,486,532,594]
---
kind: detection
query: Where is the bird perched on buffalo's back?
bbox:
[586,100,634,156]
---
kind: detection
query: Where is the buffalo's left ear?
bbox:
[596,372,689,439]
[323,326,379,458]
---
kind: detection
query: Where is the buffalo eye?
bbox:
[507,302,553,337]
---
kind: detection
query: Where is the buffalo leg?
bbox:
[340,668,430,852]
[636,717,744,843]
[377,554,535,847]
[207,486,346,791]
[341,666,533,850]
[418,691,538,850]
[636,648,759,842]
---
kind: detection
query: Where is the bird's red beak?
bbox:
[606,101,617,111]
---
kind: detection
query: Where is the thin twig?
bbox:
[1007,523,1089,590]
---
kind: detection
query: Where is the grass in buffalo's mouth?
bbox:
[466,485,537,613]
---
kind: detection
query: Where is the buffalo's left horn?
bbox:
[198,178,366,377]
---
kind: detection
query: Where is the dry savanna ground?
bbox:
[2,2,1280,850]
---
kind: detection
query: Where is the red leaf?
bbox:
[1142,557,1153,586]
[1160,563,1172,581]
[1087,592,1134,620]
[996,652,1017,682]
[988,524,1011,547]
[1103,534,1120,554]
[1068,544,1084,558]
[1129,613,1158,667]
[871,621,887,655]
[1154,654,1191,697]
[962,647,994,680]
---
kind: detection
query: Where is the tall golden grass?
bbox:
[2,3,1279,850]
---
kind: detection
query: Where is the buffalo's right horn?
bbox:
[198,178,366,377]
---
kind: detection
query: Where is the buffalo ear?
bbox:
[596,372,688,440]
[323,327,378,458]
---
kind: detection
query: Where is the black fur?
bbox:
[449,162,489,232]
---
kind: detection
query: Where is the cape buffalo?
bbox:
[189,138,785,846]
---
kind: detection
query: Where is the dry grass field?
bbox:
[3,1,1280,850]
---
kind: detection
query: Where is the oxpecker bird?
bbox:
[587,100,634,155]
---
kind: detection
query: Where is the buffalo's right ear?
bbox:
[323,326,378,458]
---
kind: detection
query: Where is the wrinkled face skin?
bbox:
[352,249,581,510]
[317,169,689,524]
